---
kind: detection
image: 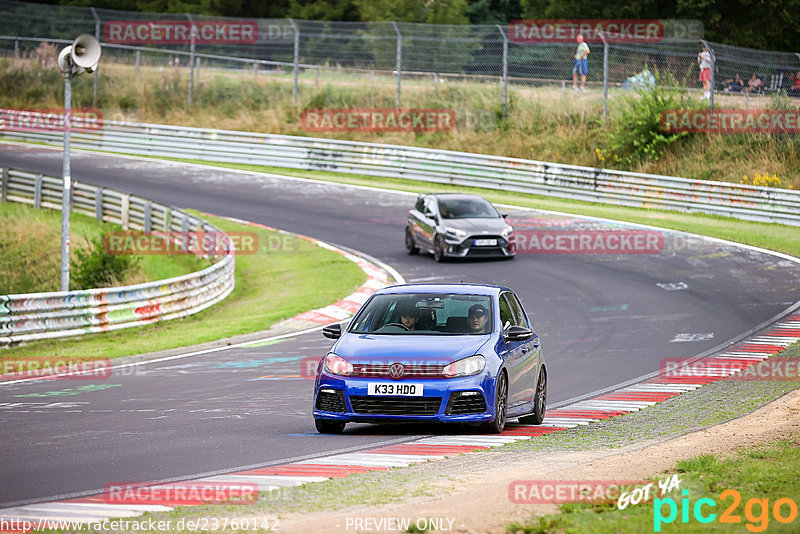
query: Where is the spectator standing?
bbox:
[789,71,800,97]
[697,45,712,99]
[572,34,590,91]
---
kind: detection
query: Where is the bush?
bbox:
[70,235,139,289]
[605,71,703,165]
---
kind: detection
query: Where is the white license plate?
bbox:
[474,238,497,246]
[368,383,424,396]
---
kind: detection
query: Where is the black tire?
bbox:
[483,373,508,434]
[405,227,419,255]
[520,367,546,425]
[433,235,446,263]
[315,418,346,434]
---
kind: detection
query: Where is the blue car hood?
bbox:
[334,333,490,364]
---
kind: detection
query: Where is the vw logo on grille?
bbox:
[389,363,405,379]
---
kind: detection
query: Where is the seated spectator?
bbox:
[745,73,764,93]
[724,73,744,93]
[790,71,800,97]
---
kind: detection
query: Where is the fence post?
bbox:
[602,33,609,121]
[187,14,195,108]
[315,66,319,90]
[392,21,402,107]
[702,39,715,110]
[288,18,299,101]
[135,48,140,73]
[1,168,7,202]
[253,62,258,82]
[14,38,19,58]
[497,25,508,116]
[90,7,100,107]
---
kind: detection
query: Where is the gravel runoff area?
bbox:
[249,343,800,533]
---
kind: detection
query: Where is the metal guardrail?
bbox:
[2,117,798,226]
[0,166,235,347]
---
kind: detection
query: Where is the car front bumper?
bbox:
[442,234,515,258]
[314,372,498,423]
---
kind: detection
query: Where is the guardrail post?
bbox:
[90,7,100,108]
[144,202,152,232]
[497,24,508,116]
[135,49,140,73]
[95,187,103,221]
[392,22,402,107]
[34,174,42,209]
[187,14,195,108]
[121,194,129,229]
[165,208,172,232]
[288,18,299,101]
[180,215,189,252]
[1,168,8,202]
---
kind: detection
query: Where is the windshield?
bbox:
[350,293,493,335]
[438,198,500,219]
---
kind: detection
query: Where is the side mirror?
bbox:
[502,213,509,219]
[505,325,533,342]
[322,323,342,339]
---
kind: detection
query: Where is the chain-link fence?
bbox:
[1,0,799,124]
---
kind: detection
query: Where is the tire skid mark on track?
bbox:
[2,313,797,527]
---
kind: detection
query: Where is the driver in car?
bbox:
[467,304,489,333]
[399,303,421,331]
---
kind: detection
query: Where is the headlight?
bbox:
[445,228,468,239]
[501,226,514,237]
[442,355,486,378]
[324,353,354,376]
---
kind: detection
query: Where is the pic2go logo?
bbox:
[654,489,798,532]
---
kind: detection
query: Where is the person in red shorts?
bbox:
[697,45,712,99]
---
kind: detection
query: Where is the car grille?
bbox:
[349,395,442,416]
[315,390,345,413]
[350,363,444,379]
[445,391,487,415]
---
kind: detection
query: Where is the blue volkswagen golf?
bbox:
[313,284,547,434]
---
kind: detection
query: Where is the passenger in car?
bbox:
[467,304,489,334]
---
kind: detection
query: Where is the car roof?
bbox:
[421,193,490,202]
[373,283,509,297]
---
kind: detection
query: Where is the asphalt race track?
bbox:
[2,143,800,506]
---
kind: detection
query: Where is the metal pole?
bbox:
[702,40,715,110]
[60,69,72,291]
[602,34,609,121]
[14,39,19,58]
[288,19,299,100]
[135,48,140,73]
[91,7,100,107]
[497,25,508,116]
[392,22,402,107]
[187,14,195,108]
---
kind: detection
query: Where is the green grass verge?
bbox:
[1,209,366,363]
[506,436,800,533]
[154,157,800,259]
[0,201,203,294]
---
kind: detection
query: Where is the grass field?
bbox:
[0,209,366,365]
[2,50,798,189]
[0,201,204,294]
